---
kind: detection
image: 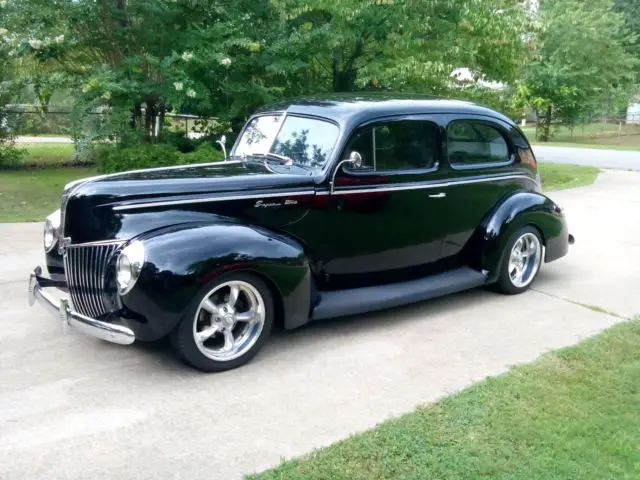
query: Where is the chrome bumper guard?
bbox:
[28,267,135,345]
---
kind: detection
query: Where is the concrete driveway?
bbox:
[533,144,640,170]
[1,170,639,479]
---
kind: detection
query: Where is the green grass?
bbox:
[539,163,600,191]
[533,141,640,151]
[0,167,96,222]
[521,123,640,150]
[250,319,640,480]
[20,142,76,165]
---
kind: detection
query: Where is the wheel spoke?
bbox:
[227,285,239,307]
[222,328,235,352]
[509,266,519,281]
[235,310,255,323]
[201,298,220,316]
[196,325,220,344]
[514,239,523,253]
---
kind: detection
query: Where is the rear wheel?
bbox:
[494,226,543,294]
[171,273,274,372]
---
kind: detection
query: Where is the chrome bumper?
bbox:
[28,267,135,345]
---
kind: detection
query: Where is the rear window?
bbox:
[447,121,510,167]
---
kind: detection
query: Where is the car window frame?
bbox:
[338,115,443,177]
[446,117,515,171]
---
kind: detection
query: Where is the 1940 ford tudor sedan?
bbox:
[28,95,574,372]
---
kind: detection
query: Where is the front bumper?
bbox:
[28,267,135,345]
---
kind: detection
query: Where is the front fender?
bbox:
[463,191,569,282]
[119,222,312,341]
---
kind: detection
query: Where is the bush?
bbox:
[183,142,225,164]
[97,141,224,173]
[0,112,25,168]
[0,142,25,168]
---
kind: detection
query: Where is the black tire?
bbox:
[494,226,543,295]
[170,272,274,372]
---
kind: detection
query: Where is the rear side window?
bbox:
[447,121,510,167]
[344,120,440,172]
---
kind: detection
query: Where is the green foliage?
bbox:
[96,142,224,174]
[517,0,638,141]
[0,107,25,168]
[613,0,640,56]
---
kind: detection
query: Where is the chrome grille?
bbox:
[63,242,122,318]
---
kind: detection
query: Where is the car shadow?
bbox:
[115,286,502,375]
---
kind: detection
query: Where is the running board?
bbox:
[311,267,488,321]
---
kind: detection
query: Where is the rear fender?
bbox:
[463,191,567,282]
[119,221,312,341]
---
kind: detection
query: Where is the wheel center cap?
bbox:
[222,313,235,328]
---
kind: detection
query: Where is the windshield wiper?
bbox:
[247,152,294,167]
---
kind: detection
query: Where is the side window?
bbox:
[447,121,511,167]
[344,120,440,172]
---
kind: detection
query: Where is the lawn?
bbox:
[521,123,640,150]
[538,163,600,191]
[20,142,76,165]
[250,318,640,479]
[0,167,96,222]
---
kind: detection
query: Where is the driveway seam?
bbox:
[531,288,626,319]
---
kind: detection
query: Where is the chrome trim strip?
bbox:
[112,174,535,210]
[113,190,317,211]
[316,173,537,196]
[65,239,125,247]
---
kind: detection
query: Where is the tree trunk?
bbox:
[144,101,154,143]
[538,105,553,142]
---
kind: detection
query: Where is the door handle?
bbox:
[428,192,446,198]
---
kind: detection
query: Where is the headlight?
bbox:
[116,241,145,295]
[44,209,61,253]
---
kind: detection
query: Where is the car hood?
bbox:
[61,160,317,244]
[66,160,315,203]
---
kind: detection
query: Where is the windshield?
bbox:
[233,114,339,171]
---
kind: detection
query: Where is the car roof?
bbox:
[254,93,515,128]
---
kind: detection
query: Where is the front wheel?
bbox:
[171,273,274,372]
[494,226,543,295]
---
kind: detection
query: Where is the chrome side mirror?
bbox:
[330,150,363,194]
[348,150,362,168]
[216,134,227,161]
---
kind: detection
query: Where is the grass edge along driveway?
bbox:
[0,163,600,223]
[249,318,640,479]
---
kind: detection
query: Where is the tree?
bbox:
[517,0,638,141]
[268,0,531,95]
[613,0,640,55]
[4,0,534,146]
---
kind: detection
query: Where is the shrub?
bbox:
[183,142,225,164]
[0,111,25,168]
[0,142,25,168]
[97,142,224,174]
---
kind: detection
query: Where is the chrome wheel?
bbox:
[507,232,542,288]
[192,280,266,362]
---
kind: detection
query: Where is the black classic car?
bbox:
[29,95,574,372]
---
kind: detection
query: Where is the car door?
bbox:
[439,115,531,260]
[317,116,452,289]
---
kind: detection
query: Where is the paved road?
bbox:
[1,170,639,479]
[533,144,640,170]
[14,136,73,144]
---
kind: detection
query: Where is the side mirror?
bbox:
[330,150,363,194]
[348,150,362,168]
[216,135,228,161]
